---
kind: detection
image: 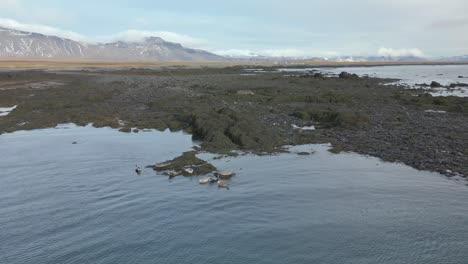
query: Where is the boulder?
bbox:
[313,73,324,78]
[430,81,442,87]
[339,72,359,79]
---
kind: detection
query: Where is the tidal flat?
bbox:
[0,66,467,178]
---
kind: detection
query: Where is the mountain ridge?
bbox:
[1,27,468,62]
[0,27,224,62]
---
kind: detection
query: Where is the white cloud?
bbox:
[0,18,210,49]
[99,29,209,49]
[377,47,426,58]
[215,49,260,57]
[215,48,339,58]
[0,17,88,42]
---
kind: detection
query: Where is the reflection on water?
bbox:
[1,124,467,264]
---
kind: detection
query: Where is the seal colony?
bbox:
[145,151,235,189]
[0,66,467,179]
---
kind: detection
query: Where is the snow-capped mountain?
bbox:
[0,27,224,62]
[436,55,468,61]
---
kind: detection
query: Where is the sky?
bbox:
[0,0,467,58]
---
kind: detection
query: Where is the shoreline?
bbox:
[0,60,468,70]
[0,66,466,179]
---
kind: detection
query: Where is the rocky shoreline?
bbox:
[0,67,466,179]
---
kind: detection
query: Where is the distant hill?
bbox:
[1,27,467,63]
[0,27,224,62]
[436,55,468,61]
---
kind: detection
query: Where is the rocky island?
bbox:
[0,66,466,178]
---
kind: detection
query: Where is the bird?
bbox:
[135,165,142,175]
[217,179,230,190]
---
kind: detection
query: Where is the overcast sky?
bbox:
[1,0,467,57]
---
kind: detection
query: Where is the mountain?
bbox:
[330,56,428,62]
[365,56,428,62]
[0,27,224,62]
[436,55,468,61]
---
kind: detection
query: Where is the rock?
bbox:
[449,83,468,88]
[313,73,324,78]
[297,152,311,156]
[458,76,464,78]
[430,81,442,87]
[339,72,350,78]
[118,127,131,133]
[149,151,217,176]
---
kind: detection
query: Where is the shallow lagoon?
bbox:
[1,124,467,264]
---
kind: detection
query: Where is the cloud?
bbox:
[215,49,339,58]
[377,47,426,58]
[0,18,209,49]
[0,17,87,42]
[99,29,209,49]
[214,49,259,57]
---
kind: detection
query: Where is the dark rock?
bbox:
[118,127,131,133]
[430,81,442,87]
[313,73,324,78]
[449,83,468,88]
[339,72,359,79]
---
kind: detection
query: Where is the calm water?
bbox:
[1,124,468,264]
[281,65,468,97]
